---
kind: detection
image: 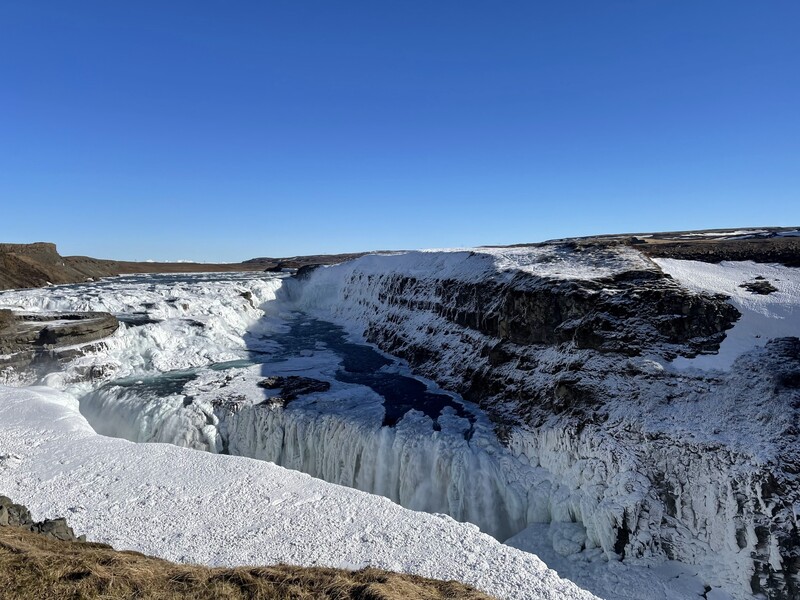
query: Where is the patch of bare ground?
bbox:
[0,526,495,600]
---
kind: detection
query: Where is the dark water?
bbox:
[108,369,198,397]
[94,313,474,434]
[261,317,474,431]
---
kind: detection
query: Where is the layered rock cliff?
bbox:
[287,241,800,599]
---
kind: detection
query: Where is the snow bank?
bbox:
[298,245,653,290]
[654,259,800,370]
[0,385,596,600]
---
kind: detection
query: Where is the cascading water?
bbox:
[77,313,557,542]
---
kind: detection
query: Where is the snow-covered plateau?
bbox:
[1,244,798,600]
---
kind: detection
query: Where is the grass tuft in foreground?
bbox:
[0,525,495,599]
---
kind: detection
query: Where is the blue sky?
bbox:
[1,1,798,261]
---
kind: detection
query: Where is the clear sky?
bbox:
[1,1,798,262]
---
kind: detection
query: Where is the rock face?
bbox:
[0,495,84,542]
[378,265,738,360]
[0,311,119,382]
[0,242,90,290]
[290,242,800,599]
[257,375,331,406]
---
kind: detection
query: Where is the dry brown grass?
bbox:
[0,526,495,600]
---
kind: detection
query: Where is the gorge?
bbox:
[1,231,799,600]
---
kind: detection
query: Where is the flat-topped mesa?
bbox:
[0,242,60,256]
[0,242,86,290]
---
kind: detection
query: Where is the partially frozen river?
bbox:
[1,272,530,540]
[0,268,757,599]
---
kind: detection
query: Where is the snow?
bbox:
[0,272,284,385]
[0,385,595,600]
[2,255,794,600]
[653,259,800,370]
[305,244,653,287]
[673,230,770,239]
[506,525,734,600]
[286,252,795,599]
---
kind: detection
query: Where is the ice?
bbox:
[283,251,795,599]
[508,525,728,600]
[0,272,283,386]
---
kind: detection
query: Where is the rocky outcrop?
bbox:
[257,375,331,407]
[0,311,119,355]
[376,267,738,359]
[0,242,93,290]
[740,277,779,295]
[0,495,84,542]
[0,311,119,382]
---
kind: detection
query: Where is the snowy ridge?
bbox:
[309,245,654,287]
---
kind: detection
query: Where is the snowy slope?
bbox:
[0,385,596,600]
[654,259,800,370]
[1,248,798,600]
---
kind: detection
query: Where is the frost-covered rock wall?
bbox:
[285,247,800,600]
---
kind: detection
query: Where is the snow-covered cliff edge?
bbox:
[284,244,800,599]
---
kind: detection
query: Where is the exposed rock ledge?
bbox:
[0,495,84,542]
[0,309,119,381]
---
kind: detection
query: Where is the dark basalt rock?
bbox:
[374,267,739,359]
[0,312,119,353]
[295,264,322,280]
[117,313,162,326]
[638,236,800,268]
[739,278,779,295]
[0,495,85,542]
[257,375,331,405]
[0,311,119,381]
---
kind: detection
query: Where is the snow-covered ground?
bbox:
[0,385,594,600]
[655,259,800,370]
[1,248,798,600]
